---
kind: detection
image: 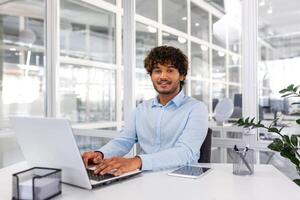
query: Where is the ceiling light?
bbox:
[231,55,239,64]
[195,22,200,27]
[200,45,208,51]
[259,0,265,7]
[147,25,157,33]
[217,51,225,57]
[162,32,170,36]
[9,48,17,51]
[181,16,187,21]
[267,5,273,14]
[177,36,186,44]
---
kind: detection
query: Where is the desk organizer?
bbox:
[12,167,61,200]
[231,147,254,175]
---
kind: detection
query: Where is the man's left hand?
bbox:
[94,156,142,176]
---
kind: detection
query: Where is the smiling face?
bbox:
[151,63,185,95]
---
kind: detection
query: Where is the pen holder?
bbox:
[231,148,254,176]
[12,167,62,200]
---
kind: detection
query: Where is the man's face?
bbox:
[150,63,184,95]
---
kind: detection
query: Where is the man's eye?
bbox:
[167,69,174,73]
[153,69,161,73]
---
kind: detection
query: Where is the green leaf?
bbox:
[279,89,288,93]
[268,127,279,133]
[291,135,298,147]
[268,138,283,152]
[281,93,294,98]
[257,124,265,128]
[245,117,250,123]
[250,118,255,124]
[283,135,291,144]
[293,179,300,186]
[296,119,300,125]
[289,155,300,167]
[287,84,294,90]
[237,118,243,124]
[280,147,293,159]
[293,86,300,92]
[291,102,300,105]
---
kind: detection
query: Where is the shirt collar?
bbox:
[152,90,185,108]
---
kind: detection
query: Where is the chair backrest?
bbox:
[198,128,212,163]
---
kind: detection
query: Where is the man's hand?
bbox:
[82,151,103,167]
[94,156,142,176]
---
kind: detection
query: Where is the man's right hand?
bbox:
[82,151,103,167]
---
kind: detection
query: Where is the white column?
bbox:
[123,0,136,125]
[116,0,122,131]
[242,0,258,146]
[46,0,60,117]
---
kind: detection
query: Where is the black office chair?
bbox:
[198,128,212,163]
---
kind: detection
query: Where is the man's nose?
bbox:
[160,71,167,78]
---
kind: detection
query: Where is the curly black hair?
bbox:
[144,45,188,88]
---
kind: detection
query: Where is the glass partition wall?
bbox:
[0,0,46,167]
[1,0,244,168]
[257,0,300,178]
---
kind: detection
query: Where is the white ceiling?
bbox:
[259,0,300,36]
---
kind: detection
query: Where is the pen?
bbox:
[238,152,253,174]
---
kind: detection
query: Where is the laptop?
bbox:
[10,116,142,189]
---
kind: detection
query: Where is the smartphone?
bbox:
[168,166,212,179]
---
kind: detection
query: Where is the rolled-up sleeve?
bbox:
[138,102,208,171]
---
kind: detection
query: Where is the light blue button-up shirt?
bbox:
[99,90,208,171]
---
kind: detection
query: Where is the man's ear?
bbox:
[179,75,185,81]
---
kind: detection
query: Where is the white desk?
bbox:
[1,162,300,200]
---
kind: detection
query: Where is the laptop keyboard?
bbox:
[87,168,115,181]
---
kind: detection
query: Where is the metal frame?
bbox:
[46,0,59,117]
[123,0,136,127]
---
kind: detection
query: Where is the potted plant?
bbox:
[236,84,300,186]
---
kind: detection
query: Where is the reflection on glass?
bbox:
[191,42,209,78]
[228,24,241,53]
[258,0,300,132]
[60,0,116,63]
[228,55,240,83]
[226,131,242,139]
[191,80,209,107]
[212,15,226,48]
[136,0,158,21]
[212,49,226,82]
[229,85,240,100]
[136,22,157,68]
[162,0,187,33]
[212,82,226,110]
[59,64,116,123]
[191,2,209,41]
[212,131,221,137]
[0,0,45,130]
[229,85,242,119]
[162,32,187,54]
[136,72,156,104]
[211,147,221,163]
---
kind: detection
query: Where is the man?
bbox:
[82,46,208,176]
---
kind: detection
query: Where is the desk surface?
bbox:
[1,162,300,200]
